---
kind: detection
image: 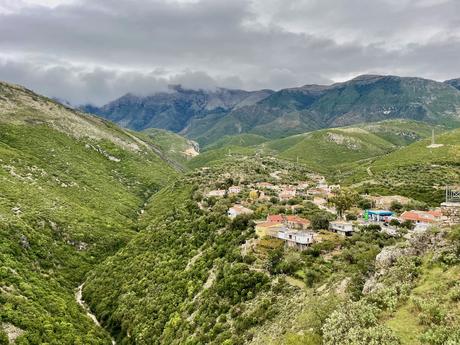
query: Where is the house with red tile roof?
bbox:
[400,210,442,224]
[266,214,310,230]
[286,215,311,230]
[267,214,284,223]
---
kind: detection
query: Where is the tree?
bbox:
[266,248,284,274]
[389,201,403,213]
[311,214,330,230]
[0,331,8,345]
[249,190,259,200]
[330,189,358,219]
[345,213,357,221]
[357,197,373,210]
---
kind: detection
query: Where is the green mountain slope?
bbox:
[186,75,460,145]
[186,120,436,171]
[81,75,460,147]
[140,127,200,165]
[339,127,460,204]
[265,120,437,169]
[81,158,323,344]
[80,86,274,132]
[0,82,177,343]
[83,156,460,345]
[203,133,268,151]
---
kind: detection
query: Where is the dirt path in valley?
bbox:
[76,283,116,345]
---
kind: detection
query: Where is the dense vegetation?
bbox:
[0,82,176,344]
[84,181,271,344]
[140,127,199,166]
[2,80,460,345]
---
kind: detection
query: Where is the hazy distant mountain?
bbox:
[81,75,460,145]
[79,85,274,133]
[445,78,460,91]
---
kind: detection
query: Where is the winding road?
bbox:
[76,283,116,345]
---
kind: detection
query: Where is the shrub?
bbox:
[389,219,401,227]
[448,283,460,302]
[345,213,357,221]
[322,300,399,345]
[390,201,403,213]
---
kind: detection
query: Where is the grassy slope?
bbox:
[188,120,435,172]
[0,82,177,343]
[267,120,437,169]
[186,145,256,170]
[203,133,268,151]
[140,127,199,166]
[339,127,460,204]
[267,127,395,169]
[385,257,460,344]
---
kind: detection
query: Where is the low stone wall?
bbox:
[441,202,460,225]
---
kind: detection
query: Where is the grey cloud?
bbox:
[0,58,245,104]
[0,0,459,104]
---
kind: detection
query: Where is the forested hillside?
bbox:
[2,81,460,345]
[83,157,460,345]
[0,82,177,343]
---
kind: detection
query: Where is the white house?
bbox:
[279,188,296,201]
[277,229,315,251]
[207,189,226,197]
[228,186,241,194]
[329,221,354,236]
[297,182,309,190]
[256,182,278,190]
[227,205,254,218]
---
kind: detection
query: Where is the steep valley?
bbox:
[1,82,460,345]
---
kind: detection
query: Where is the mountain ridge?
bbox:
[79,74,460,146]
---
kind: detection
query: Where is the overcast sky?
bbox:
[0,0,459,105]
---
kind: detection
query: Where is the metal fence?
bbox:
[446,186,460,203]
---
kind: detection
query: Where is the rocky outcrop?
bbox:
[363,230,448,294]
[441,202,460,225]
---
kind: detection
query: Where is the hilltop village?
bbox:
[191,156,459,255]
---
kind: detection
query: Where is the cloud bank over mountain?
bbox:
[1,0,459,104]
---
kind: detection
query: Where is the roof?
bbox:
[286,215,310,225]
[256,221,284,228]
[230,205,252,213]
[427,210,442,217]
[368,210,393,216]
[330,220,353,225]
[267,214,284,222]
[400,210,441,223]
